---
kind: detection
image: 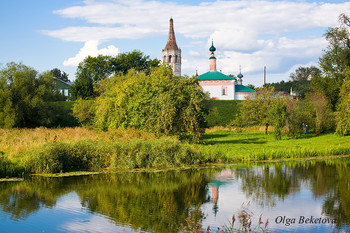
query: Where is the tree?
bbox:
[269,79,311,99]
[0,62,63,128]
[50,68,70,82]
[74,65,207,141]
[289,66,321,82]
[307,91,335,135]
[71,51,160,99]
[268,100,288,140]
[236,87,279,135]
[317,13,350,108]
[336,69,350,135]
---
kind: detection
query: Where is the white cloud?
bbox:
[42,0,350,77]
[63,40,120,67]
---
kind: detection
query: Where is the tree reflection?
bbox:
[0,169,210,232]
[1,160,350,231]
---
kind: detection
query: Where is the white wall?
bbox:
[200,80,235,100]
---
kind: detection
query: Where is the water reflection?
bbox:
[0,159,350,232]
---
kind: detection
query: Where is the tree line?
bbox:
[0,14,349,139]
[237,13,350,138]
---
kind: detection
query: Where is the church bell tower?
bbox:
[162,18,181,76]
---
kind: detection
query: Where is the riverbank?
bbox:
[1,127,350,178]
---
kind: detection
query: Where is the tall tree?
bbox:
[316,13,350,108]
[289,66,321,81]
[71,51,160,99]
[0,62,64,128]
[336,68,350,136]
[50,68,70,82]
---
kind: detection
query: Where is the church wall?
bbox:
[234,92,252,100]
[200,80,235,100]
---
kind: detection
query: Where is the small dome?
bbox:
[237,73,243,78]
[209,41,216,52]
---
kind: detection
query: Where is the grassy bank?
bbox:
[197,130,350,161]
[0,128,210,177]
[1,127,350,178]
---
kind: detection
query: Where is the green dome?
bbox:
[209,41,216,52]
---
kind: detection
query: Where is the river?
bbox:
[0,158,350,232]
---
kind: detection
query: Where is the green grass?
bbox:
[1,127,350,178]
[204,100,241,127]
[197,130,350,162]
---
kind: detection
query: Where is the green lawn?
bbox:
[197,130,350,161]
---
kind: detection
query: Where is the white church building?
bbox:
[198,41,254,100]
[162,18,254,100]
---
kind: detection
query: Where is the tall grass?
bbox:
[1,127,350,178]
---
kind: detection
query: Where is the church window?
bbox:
[222,87,227,96]
[169,55,172,63]
[175,55,178,63]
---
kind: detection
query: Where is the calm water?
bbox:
[1,159,350,233]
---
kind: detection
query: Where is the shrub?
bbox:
[90,65,208,142]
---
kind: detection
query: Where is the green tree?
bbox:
[336,69,350,135]
[289,66,321,81]
[50,68,70,82]
[71,51,160,99]
[0,62,63,128]
[285,99,315,138]
[76,65,207,141]
[307,91,335,134]
[236,87,277,135]
[268,100,288,140]
[316,13,350,108]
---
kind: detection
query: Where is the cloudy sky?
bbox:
[1,0,350,86]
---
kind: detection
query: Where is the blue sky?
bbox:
[1,0,350,86]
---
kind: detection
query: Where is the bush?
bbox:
[26,141,110,173]
[77,65,208,142]
[111,138,202,169]
[0,153,26,178]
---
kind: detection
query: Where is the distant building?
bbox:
[53,78,73,97]
[162,18,181,76]
[197,41,254,100]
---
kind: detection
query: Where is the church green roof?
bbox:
[235,85,255,92]
[198,71,236,80]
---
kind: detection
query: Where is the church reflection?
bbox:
[209,169,235,215]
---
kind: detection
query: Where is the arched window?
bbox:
[169,55,172,63]
[175,55,178,63]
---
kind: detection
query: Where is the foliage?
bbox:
[336,70,350,135]
[47,101,79,127]
[72,99,95,126]
[50,68,70,82]
[0,153,26,178]
[307,91,335,134]
[317,13,350,109]
[268,79,311,99]
[289,66,321,81]
[234,87,287,138]
[0,62,65,128]
[91,65,207,141]
[71,51,160,99]
[268,100,288,140]
[285,99,315,138]
[204,100,241,127]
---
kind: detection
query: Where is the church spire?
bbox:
[162,18,181,76]
[164,18,179,50]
